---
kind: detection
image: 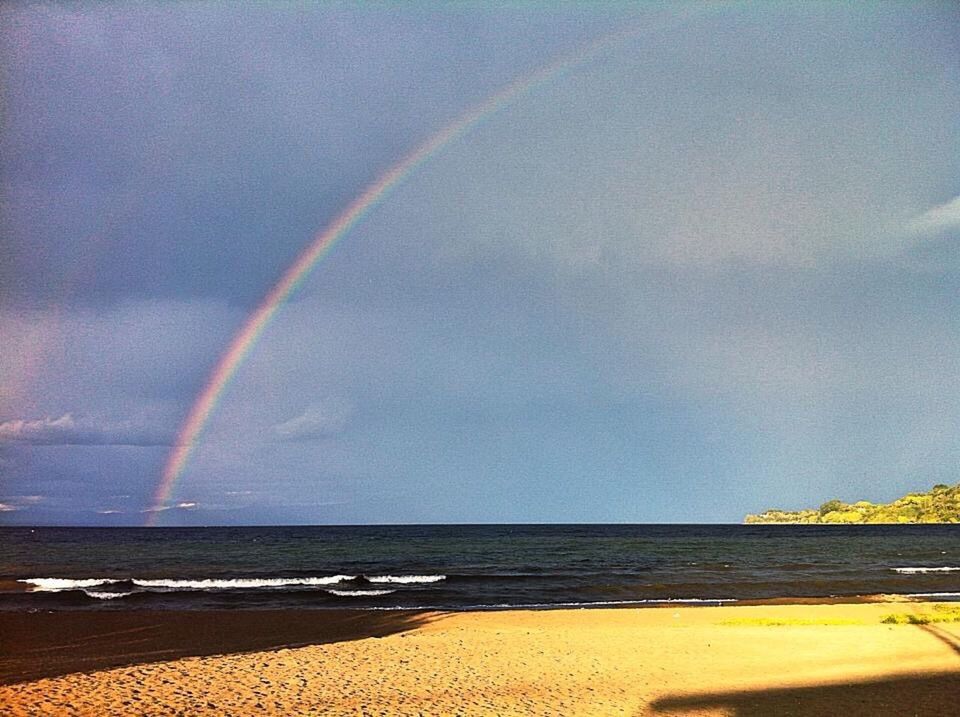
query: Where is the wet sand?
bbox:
[2,602,959,715]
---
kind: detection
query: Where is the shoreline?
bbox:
[4,585,953,605]
[3,600,959,715]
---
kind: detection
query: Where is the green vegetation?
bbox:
[745,483,960,524]
[881,604,960,625]
[720,617,861,627]
[719,605,960,627]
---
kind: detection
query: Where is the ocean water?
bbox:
[1,524,958,611]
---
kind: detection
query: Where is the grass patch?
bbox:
[720,618,860,627]
[881,604,960,625]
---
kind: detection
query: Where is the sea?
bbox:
[1,524,958,612]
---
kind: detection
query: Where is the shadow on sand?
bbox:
[646,672,960,716]
[649,623,960,716]
[0,609,437,685]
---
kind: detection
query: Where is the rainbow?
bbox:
[149,12,708,524]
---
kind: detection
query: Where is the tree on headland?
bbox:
[745,483,960,524]
[818,499,844,516]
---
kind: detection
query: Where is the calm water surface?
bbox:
[1,524,958,610]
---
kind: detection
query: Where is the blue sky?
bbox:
[1,2,958,525]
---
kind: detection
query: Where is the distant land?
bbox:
[745,483,960,524]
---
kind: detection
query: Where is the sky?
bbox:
[1,1,958,525]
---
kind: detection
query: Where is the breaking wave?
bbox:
[131,576,355,589]
[22,578,121,592]
[83,590,133,600]
[17,574,443,594]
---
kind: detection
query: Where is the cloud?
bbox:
[0,503,17,512]
[95,504,191,515]
[0,413,175,446]
[273,402,350,441]
[3,495,44,506]
[907,196,960,236]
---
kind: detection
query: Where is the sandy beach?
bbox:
[2,601,959,716]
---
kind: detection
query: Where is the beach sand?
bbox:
[2,602,959,716]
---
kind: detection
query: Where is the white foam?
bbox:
[132,576,355,589]
[356,598,739,611]
[415,598,737,610]
[21,578,120,592]
[526,598,737,608]
[903,592,960,598]
[892,567,960,574]
[366,575,446,584]
[84,590,132,600]
[326,589,396,597]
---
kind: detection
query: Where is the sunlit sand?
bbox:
[3,601,958,716]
